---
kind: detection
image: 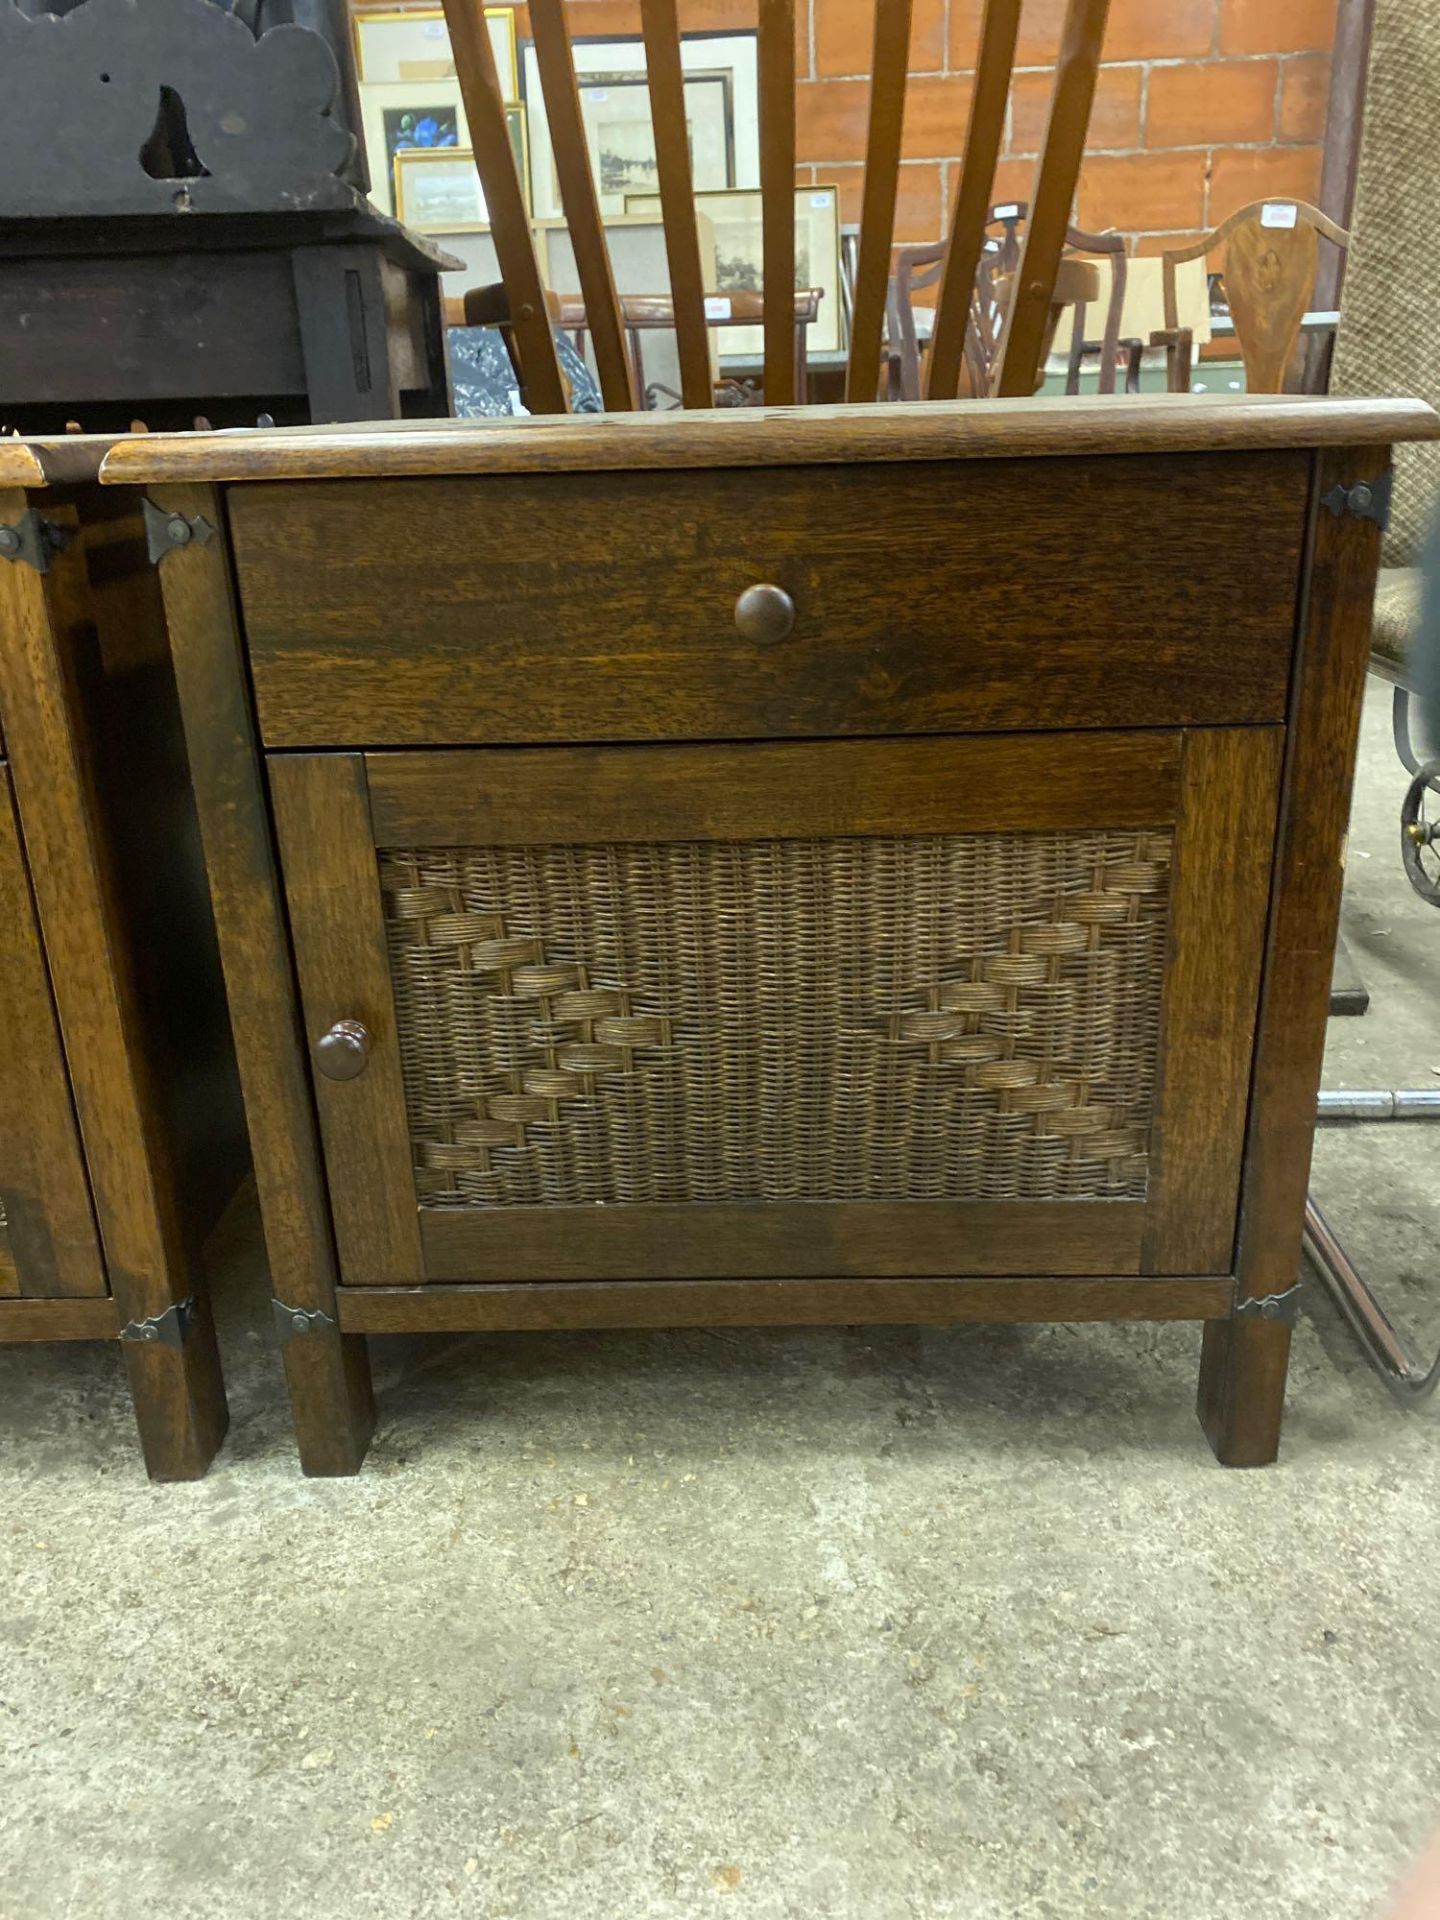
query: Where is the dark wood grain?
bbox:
[152,481,375,1476]
[0,765,106,1300]
[845,0,913,404]
[1142,727,1284,1274]
[1198,446,1389,1466]
[365,732,1183,847]
[0,1296,121,1343]
[0,486,228,1477]
[71,492,248,1267]
[267,751,424,1286]
[418,1199,1145,1283]
[758,0,797,406]
[927,0,1022,400]
[96,397,1440,486]
[995,0,1112,396]
[641,0,712,409]
[227,453,1306,749]
[338,1274,1235,1335]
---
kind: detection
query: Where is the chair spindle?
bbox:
[442,0,568,413]
[926,0,1021,401]
[844,0,913,403]
[528,0,635,409]
[758,0,797,407]
[641,0,713,409]
[993,0,1112,397]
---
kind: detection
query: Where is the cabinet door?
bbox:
[0,768,106,1298]
[270,729,1282,1288]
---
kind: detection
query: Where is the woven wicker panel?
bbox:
[380,830,1172,1210]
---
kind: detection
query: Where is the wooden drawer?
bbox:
[227,450,1308,749]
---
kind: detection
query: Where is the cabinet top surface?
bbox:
[0,434,113,489]
[93,393,1440,487]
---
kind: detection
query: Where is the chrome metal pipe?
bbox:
[1303,1198,1440,1403]
[1316,1088,1440,1121]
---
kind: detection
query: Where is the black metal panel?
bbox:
[0,0,358,216]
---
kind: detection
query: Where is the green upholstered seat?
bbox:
[1373,566,1421,676]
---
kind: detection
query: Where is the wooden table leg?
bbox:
[0,488,233,1478]
[152,481,375,1474]
[1199,444,1388,1464]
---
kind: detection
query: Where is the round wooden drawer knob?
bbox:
[734,583,795,644]
[315,1019,372,1081]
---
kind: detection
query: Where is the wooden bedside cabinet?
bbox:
[100,395,1439,1475]
[0,441,246,1480]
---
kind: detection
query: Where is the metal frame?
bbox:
[1305,1093,1440,1402]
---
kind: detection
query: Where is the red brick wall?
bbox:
[535,0,1338,254]
[795,0,1339,253]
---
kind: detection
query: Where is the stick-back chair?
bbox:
[1153,199,1349,395]
[438,0,1113,412]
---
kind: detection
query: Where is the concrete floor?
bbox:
[4,681,1440,1920]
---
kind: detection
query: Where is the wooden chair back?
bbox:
[893,202,1128,402]
[888,229,1121,402]
[439,0,1113,412]
[1156,199,1349,395]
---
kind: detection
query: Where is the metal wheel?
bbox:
[1400,757,1440,906]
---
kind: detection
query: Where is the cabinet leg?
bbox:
[282,1330,375,1476]
[1196,1315,1292,1467]
[121,1291,229,1481]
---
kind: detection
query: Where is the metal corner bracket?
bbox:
[0,509,70,574]
[142,497,216,565]
[1234,1281,1303,1326]
[1321,468,1393,534]
[119,1295,197,1351]
[272,1298,337,1344]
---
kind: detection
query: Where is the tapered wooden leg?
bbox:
[1197,1315,1292,1468]
[282,1330,375,1478]
[1200,447,1390,1470]
[121,1291,229,1482]
[153,482,382,1474]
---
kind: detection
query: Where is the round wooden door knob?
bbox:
[734,583,796,644]
[314,1019,372,1081]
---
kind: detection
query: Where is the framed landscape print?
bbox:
[625,183,843,354]
[523,32,756,219]
[394,114,529,230]
[353,6,518,96]
[570,71,730,217]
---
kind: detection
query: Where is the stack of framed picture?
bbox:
[354,5,524,227]
[348,6,844,375]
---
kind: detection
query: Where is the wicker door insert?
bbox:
[0,766,106,1300]
[270,730,1283,1287]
